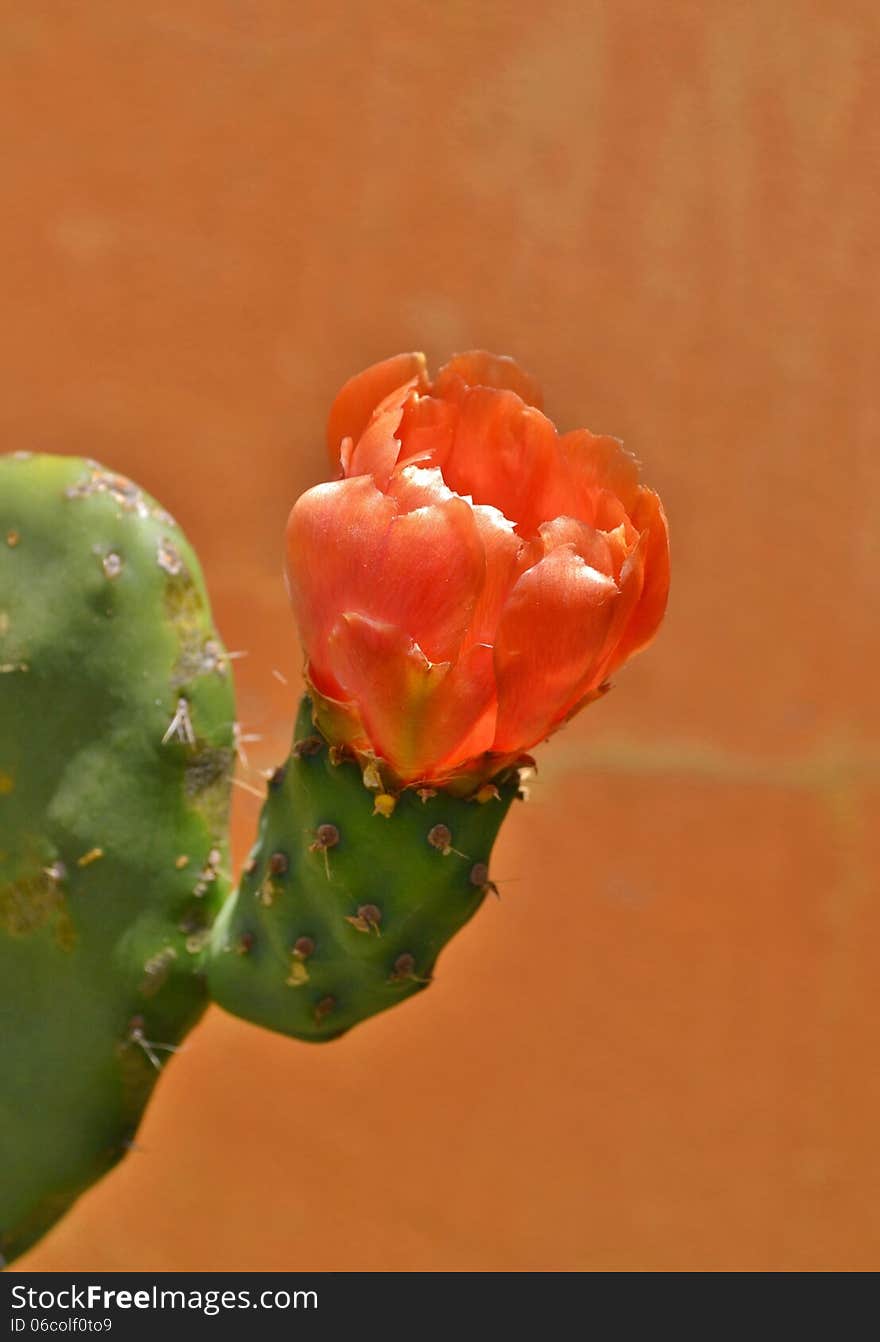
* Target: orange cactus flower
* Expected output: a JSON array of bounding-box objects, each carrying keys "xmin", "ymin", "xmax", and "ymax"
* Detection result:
[{"xmin": 286, "ymin": 351, "xmax": 669, "ymax": 790}]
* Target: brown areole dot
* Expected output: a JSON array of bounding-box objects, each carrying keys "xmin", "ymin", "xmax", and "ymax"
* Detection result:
[
  {"xmin": 469, "ymin": 862, "xmax": 490, "ymax": 888},
  {"xmin": 314, "ymin": 995, "xmax": 336, "ymax": 1023},
  {"xmin": 268, "ymin": 851, "xmax": 289, "ymax": 876},
  {"xmin": 346, "ymin": 903, "xmax": 382, "ymax": 934},
  {"xmin": 292, "ymin": 736, "xmax": 323, "ymax": 759},
  {"xmin": 293, "ymin": 936, "xmax": 315, "ymax": 958},
  {"xmin": 391, "ymin": 952, "xmax": 416, "ymax": 981},
  {"xmin": 427, "ymin": 823, "xmax": 452, "ymax": 852},
  {"xmin": 313, "ymin": 823, "xmax": 339, "ymax": 849}
]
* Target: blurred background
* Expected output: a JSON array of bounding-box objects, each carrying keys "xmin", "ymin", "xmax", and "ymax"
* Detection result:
[{"xmin": 6, "ymin": 0, "xmax": 878, "ymax": 1271}]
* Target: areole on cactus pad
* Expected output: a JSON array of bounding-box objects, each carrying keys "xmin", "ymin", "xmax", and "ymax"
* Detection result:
[{"xmin": 0, "ymin": 351, "xmax": 668, "ymax": 1264}]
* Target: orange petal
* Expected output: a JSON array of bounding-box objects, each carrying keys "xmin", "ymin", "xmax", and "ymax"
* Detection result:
[
  {"xmin": 285, "ymin": 476, "xmax": 396, "ymax": 679},
  {"xmin": 492, "ymin": 547, "xmax": 619, "ymax": 752},
  {"xmin": 346, "ymin": 379, "xmax": 417, "ymax": 487},
  {"xmin": 433, "ymin": 350, "xmax": 544, "ymax": 410},
  {"xmin": 326, "ymin": 352, "xmax": 427, "ymax": 464},
  {"xmin": 326, "ymin": 614, "xmax": 495, "ymax": 781},
  {"xmin": 431, "ymin": 682, "xmax": 498, "ymax": 777},
  {"xmin": 558, "ymin": 429, "xmax": 642, "ymax": 519},
  {"xmin": 339, "ymin": 436, "xmax": 354, "ymax": 475},
  {"xmin": 465, "ymin": 504, "xmax": 526, "ymax": 647},
  {"xmin": 385, "ymin": 464, "xmax": 455, "ymax": 513},
  {"xmin": 534, "ymin": 518, "xmax": 653, "ymax": 691},
  {"xmin": 599, "ymin": 523, "xmax": 632, "ymax": 581},
  {"xmin": 286, "ymin": 475, "xmax": 486, "ymax": 671},
  {"xmin": 388, "ymin": 471, "xmax": 525, "ymax": 654},
  {"xmin": 612, "ymin": 488, "xmax": 670, "ymax": 664},
  {"xmin": 591, "ymin": 489, "xmax": 633, "ymax": 534},
  {"xmin": 537, "ymin": 516, "xmax": 617, "ymax": 578},
  {"xmin": 441, "ymin": 387, "xmax": 561, "ymax": 536},
  {"xmin": 382, "ymin": 493, "xmax": 484, "ymax": 662},
  {"xmin": 586, "ymin": 532, "xmax": 648, "ymax": 687},
  {"xmin": 395, "ymin": 392, "xmax": 459, "ymax": 472}
]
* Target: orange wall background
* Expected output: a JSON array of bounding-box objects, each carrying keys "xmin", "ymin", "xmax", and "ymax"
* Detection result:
[{"xmin": 7, "ymin": 1, "xmax": 878, "ymax": 1271}]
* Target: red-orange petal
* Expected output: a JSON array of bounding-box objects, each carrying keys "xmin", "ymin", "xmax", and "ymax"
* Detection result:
[
  {"xmin": 285, "ymin": 476, "xmax": 397, "ymax": 677},
  {"xmin": 612, "ymin": 488, "xmax": 670, "ymax": 664},
  {"xmin": 381, "ymin": 494, "xmax": 485, "ymax": 663},
  {"xmin": 387, "ymin": 470, "xmax": 526, "ymax": 656},
  {"xmin": 346, "ymin": 379, "xmax": 417, "ymax": 487},
  {"xmin": 465, "ymin": 504, "xmax": 527, "ymax": 647},
  {"xmin": 326, "ymin": 614, "xmax": 495, "ymax": 781},
  {"xmin": 558, "ymin": 428, "xmax": 642, "ymax": 520},
  {"xmin": 384, "ymin": 464, "xmax": 454, "ymax": 513},
  {"xmin": 492, "ymin": 547, "xmax": 619, "ymax": 752},
  {"xmin": 433, "ymin": 350, "xmax": 544, "ymax": 410},
  {"xmin": 395, "ymin": 392, "xmax": 459, "ymax": 472},
  {"xmin": 586, "ymin": 531, "xmax": 648, "ymax": 687},
  {"xmin": 287, "ymin": 473, "xmax": 486, "ymax": 672},
  {"xmin": 537, "ymin": 516, "xmax": 617, "ymax": 578},
  {"xmin": 441, "ymin": 387, "xmax": 560, "ymax": 536},
  {"xmin": 326, "ymin": 352, "xmax": 427, "ymax": 464}
]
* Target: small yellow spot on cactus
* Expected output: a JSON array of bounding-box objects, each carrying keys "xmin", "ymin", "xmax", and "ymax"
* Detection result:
[
  {"xmin": 286, "ymin": 957, "xmax": 310, "ymax": 987},
  {"xmin": 77, "ymin": 847, "xmax": 104, "ymax": 868},
  {"xmin": 175, "ymin": 854, "xmax": 190, "ymax": 869},
  {"xmin": 475, "ymin": 784, "xmax": 501, "ymax": 804},
  {"xmin": 287, "ymin": 936, "xmax": 314, "ymax": 986},
  {"xmin": 6, "ymin": 530, "xmax": 20, "ymax": 547},
  {"xmin": 373, "ymin": 792, "xmax": 396, "ymax": 818},
  {"xmin": 0, "ymin": 770, "xmax": 14, "ymax": 795}
]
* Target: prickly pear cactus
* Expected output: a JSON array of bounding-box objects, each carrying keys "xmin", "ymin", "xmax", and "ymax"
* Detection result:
[
  {"xmin": 0, "ymin": 454, "xmax": 235, "ymax": 1264},
  {"xmin": 207, "ymin": 697, "xmax": 517, "ymax": 1041}
]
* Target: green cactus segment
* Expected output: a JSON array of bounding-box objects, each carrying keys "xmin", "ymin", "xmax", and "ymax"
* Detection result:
[
  {"xmin": 0, "ymin": 454, "xmax": 235, "ymax": 1264},
  {"xmin": 207, "ymin": 697, "xmax": 518, "ymax": 1042}
]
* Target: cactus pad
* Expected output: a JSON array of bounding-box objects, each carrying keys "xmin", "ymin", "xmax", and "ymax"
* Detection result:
[
  {"xmin": 207, "ymin": 697, "xmax": 518, "ymax": 1041},
  {"xmin": 0, "ymin": 454, "xmax": 235, "ymax": 1264}
]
